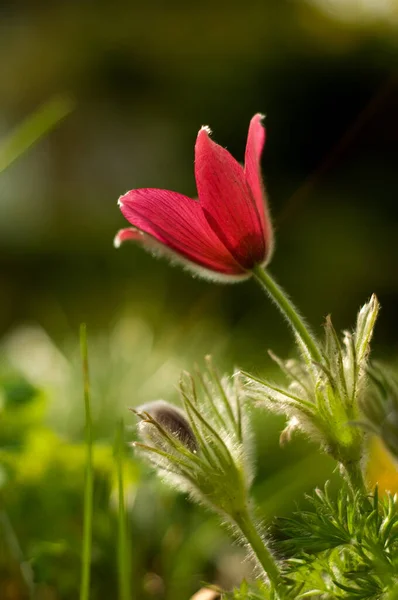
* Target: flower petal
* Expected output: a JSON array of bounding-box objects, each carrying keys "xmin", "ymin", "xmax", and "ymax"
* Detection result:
[
  {"xmin": 244, "ymin": 114, "xmax": 273, "ymax": 254},
  {"xmin": 118, "ymin": 188, "xmax": 246, "ymax": 276},
  {"xmin": 195, "ymin": 126, "xmax": 266, "ymax": 270},
  {"xmin": 114, "ymin": 227, "xmax": 143, "ymax": 248}
]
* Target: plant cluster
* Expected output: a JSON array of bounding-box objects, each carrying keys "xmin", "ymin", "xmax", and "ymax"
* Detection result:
[
  {"xmin": 119, "ymin": 115, "xmax": 398, "ymax": 598},
  {"xmin": 2, "ymin": 111, "xmax": 396, "ymax": 599}
]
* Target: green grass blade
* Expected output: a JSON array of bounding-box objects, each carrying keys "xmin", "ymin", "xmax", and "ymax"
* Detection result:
[
  {"xmin": 80, "ymin": 324, "xmax": 93, "ymax": 600},
  {"xmin": 116, "ymin": 419, "xmax": 132, "ymax": 600},
  {"xmin": 0, "ymin": 94, "xmax": 74, "ymax": 173}
]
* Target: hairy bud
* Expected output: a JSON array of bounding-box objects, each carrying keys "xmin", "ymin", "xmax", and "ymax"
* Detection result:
[
  {"xmin": 136, "ymin": 400, "xmax": 198, "ymax": 453},
  {"xmin": 131, "ymin": 360, "xmax": 253, "ymax": 520},
  {"xmin": 244, "ymin": 296, "xmax": 380, "ymax": 474}
]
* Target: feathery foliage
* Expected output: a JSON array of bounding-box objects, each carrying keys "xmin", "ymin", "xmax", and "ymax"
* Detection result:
[{"xmin": 278, "ymin": 484, "xmax": 398, "ymax": 598}]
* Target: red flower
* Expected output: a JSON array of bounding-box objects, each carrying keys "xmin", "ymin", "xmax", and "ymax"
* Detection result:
[{"xmin": 115, "ymin": 114, "xmax": 273, "ymax": 281}]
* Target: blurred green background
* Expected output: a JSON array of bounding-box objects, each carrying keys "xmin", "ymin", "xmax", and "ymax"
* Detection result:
[{"xmin": 0, "ymin": 1, "xmax": 398, "ymax": 598}]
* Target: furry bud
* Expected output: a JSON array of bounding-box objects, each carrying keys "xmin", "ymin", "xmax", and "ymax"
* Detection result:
[{"xmin": 136, "ymin": 400, "xmax": 198, "ymax": 453}]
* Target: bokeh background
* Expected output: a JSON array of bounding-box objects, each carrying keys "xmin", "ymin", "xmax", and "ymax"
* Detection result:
[{"xmin": 1, "ymin": 1, "xmax": 398, "ymax": 598}]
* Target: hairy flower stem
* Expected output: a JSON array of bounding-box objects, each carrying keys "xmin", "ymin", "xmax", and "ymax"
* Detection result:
[
  {"xmin": 343, "ymin": 460, "xmax": 367, "ymax": 496},
  {"xmin": 252, "ymin": 266, "xmax": 322, "ymax": 364},
  {"xmin": 234, "ymin": 508, "xmax": 287, "ymax": 598}
]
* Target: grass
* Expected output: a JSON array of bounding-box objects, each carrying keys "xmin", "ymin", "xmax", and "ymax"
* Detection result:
[
  {"xmin": 80, "ymin": 324, "xmax": 94, "ymax": 600},
  {"xmin": 116, "ymin": 418, "xmax": 132, "ymax": 600}
]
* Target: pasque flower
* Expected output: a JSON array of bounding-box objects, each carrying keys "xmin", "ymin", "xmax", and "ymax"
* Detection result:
[
  {"xmin": 115, "ymin": 114, "xmax": 273, "ymax": 280},
  {"xmin": 115, "ymin": 114, "xmax": 321, "ymax": 365}
]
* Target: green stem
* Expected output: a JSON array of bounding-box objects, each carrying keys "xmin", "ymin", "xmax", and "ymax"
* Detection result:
[
  {"xmin": 252, "ymin": 265, "xmax": 322, "ymax": 363},
  {"xmin": 80, "ymin": 324, "xmax": 94, "ymax": 600},
  {"xmin": 116, "ymin": 419, "xmax": 132, "ymax": 600},
  {"xmin": 343, "ymin": 460, "xmax": 367, "ymax": 496},
  {"xmin": 235, "ymin": 508, "xmax": 286, "ymax": 598}
]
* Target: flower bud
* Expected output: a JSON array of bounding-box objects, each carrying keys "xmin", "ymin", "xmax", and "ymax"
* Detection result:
[
  {"xmin": 244, "ymin": 296, "xmax": 380, "ymax": 474},
  {"xmin": 131, "ymin": 361, "xmax": 253, "ymax": 521},
  {"xmin": 136, "ymin": 400, "xmax": 198, "ymax": 453}
]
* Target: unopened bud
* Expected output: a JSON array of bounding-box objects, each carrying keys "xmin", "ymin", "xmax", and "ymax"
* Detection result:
[
  {"xmin": 131, "ymin": 362, "xmax": 252, "ymax": 521},
  {"xmin": 136, "ymin": 400, "xmax": 198, "ymax": 453}
]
